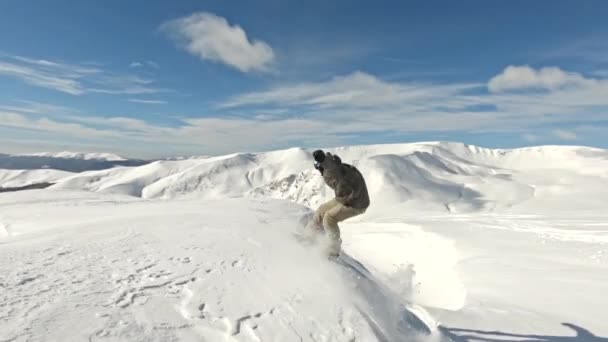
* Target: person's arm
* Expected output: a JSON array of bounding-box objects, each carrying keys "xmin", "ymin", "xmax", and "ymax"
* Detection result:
[
  {"xmin": 313, "ymin": 150, "xmax": 326, "ymax": 174},
  {"xmin": 335, "ymin": 179, "xmax": 355, "ymax": 207}
]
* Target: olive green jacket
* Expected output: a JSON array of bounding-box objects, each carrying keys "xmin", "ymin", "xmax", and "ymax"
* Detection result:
[{"xmin": 318, "ymin": 152, "xmax": 370, "ymax": 209}]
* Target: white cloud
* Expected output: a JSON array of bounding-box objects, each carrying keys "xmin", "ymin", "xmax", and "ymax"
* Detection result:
[
  {"xmin": 145, "ymin": 61, "xmax": 160, "ymax": 69},
  {"xmin": 128, "ymin": 99, "xmax": 167, "ymax": 104},
  {"xmin": 86, "ymin": 74, "xmax": 162, "ymax": 95},
  {"xmin": 0, "ymin": 111, "xmax": 118, "ymax": 138},
  {"xmin": 3, "ymin": 62, "xmax": 607, "ymax": 157},
  {"xmin": 0, "ymin": 60, "xmax": 85, "ymax": 95},
  {"xmin": 0, "ymin": 56, "xmax": 165, "ymax": 95},
  {"xmin": 129, "ymin": 61, "xmax": 159, "ymax": 69},
  {"xmin": 552, "ymin": 129, "xmax": 577, "ymax": 140},
  {"xmin": 0, "ymin": 100, "xmax": 73, "ymax": 115},
  {"xmin": 161, "ymin": 12, "xmax": 274, "ymax": 72},
  {"xmin": 218, "ymin": 69, "xmax": 608, "ymax": 144},
  {"xmin": 222, "ymin": 71, "xmax": 482, "ymax": 109},
  {"xmin": 488, "ymin": 65, "xmax": 595, "ymax": 93}
]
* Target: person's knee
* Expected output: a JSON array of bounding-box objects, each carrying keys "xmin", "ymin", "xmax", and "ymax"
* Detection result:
[
  {"xmin": 313, "ymin": 210, "xmax": 325, "ymax": 225},
  {"xmin": 322, "ymin": 213, "xmax": 338, "ymax": 230}
]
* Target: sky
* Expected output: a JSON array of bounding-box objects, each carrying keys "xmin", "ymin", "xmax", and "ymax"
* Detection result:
[{"xmin": 0, "ymin": 0, "xmax": 607, "ymax": 158}]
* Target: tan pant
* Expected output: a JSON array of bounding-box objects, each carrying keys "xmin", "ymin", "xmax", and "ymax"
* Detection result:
[{"xmin": 308, "ymin": 199, "xmax": 366, "ymax": 256}]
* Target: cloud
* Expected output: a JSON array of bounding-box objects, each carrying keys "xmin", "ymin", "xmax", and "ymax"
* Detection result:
[
  {"xmin": 543, "ymin": 37, "xmax": 608, "ymax": 65},
  {"xmin": 161, "ymin": 12, "xmax": 274, "ymax": 72},
  {"xmin": 0, "ymin": 60, "xmax": 85, "ymax": 95},
  {"xmin": 128, "ymin": 98, "xmax": 167, "ymax": 104},
  {"xmin": 552, "ymin": 129, "xmax": 577, "ymax": 140},
  {"xmin": 219, "ymin": 69, "xmax": 608, "ymax": 140},
  {"xmin": 86, "ymin": 74, "xmax": 163, "ymax": 95},
  {"xmin": 488, "ymin": 65, "xmax": 595, "ymax": 93},
  {"xmin": 0, "ymin": 106, "xmax": 327, "ymax": 157},
  {"xmin": 3, "ymin": 62, "xmax": 607, "ymax": 157},
  {"xmin": 0, "ymin": 111, "xmax": 119, "ymax": 139},
  {"xmin": 129, "ymin": 61, "xmax": 159, "ymax": 69},
  {"xmin": 145, "ymin": 61, "xmax": 160, "ymax": 69},
  {"xmin": 222, "ymin": 71, "xmax": 482, "ymax": 109},
  {"xmin": 7, "ymin": 61, "xmax": 583, "ymax": 153},
  {"xmin": 0, "ymin": 100, "xmax": 74, "ymax": 115},
  {"xmin": 0, "ymin": 55, "xmax": 165, "ymax": 95}
]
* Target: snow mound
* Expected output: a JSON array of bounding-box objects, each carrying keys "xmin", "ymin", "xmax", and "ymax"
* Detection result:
[{"xmin": 49, "ymin": 142, "xmax": 608, "ymax": 213}]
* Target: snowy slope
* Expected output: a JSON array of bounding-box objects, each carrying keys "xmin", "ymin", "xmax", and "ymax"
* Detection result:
[
  {"xmin": 0, "ymin": 169, "xmax": 73, "ymax": 188},
  {"xmin": 1, "ymin": 187, "xmax": 606, "ymax": 341},
  {"xmin": 1, "ymin": 141, "xmax": 608, "ymax": 341},
  {"xmin": 51, "ymin": 142, "xmax": 608, "ymax": 213},
  {"xmin": 0, "ymin": 190, "xmax": 436, "ymax": 341}
]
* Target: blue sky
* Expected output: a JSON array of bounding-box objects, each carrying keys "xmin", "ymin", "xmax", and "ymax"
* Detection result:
[{"xmin": 0, "ymin": 0, "xmax": 607, "ymax": 158}]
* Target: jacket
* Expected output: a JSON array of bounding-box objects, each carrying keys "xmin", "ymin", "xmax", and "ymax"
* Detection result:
[{"xmin": 318, "ymin": 152, "xmax": 370, "ymax": 209}]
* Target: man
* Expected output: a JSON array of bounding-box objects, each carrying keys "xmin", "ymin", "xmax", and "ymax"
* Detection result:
[{"xmin": 307, "ymin": 149, "xmax": 370, "ymax": 258}]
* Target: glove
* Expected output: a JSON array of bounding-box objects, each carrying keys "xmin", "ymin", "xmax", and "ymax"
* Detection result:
[
  {"xmin": 314, "ymin": 162, "xmax": 324, "ymax": 174},
  {"xmin": 312, "ymin": 150, "xmax": 326, "ymax": 163}
]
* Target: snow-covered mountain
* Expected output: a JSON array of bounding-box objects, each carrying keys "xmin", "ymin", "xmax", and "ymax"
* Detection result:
[
  {"xmin": 0, "ymin": 151, "xmax": 150, "ymax": 173},
  {"xmin": 0, "ymin": 169, "xmax": 73, "ymax": 189},
  {"xmin": 49, "ymin": 142, "xmax": 608, "ymax": 213},
  {"xmin": 2, "ymin": 141, "xmax": 607, "ymax": 341},
  {"xmin": 17, "ymin": 151, "xmax": 127, "ymax": 161}
]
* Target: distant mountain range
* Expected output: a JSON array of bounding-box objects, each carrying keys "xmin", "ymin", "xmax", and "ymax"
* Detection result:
[
  {"xmin": 3, "ymin": 142, "xmax": 607, "ymax": 214},
  {"xmin": 0, "ymin": 152, "xmax": 150, "ymax": 172}
]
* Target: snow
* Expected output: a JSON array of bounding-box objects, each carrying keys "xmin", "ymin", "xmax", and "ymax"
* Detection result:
[
  {"xmin": 0, "ymin": 169, "xmax": 73, "ymax": 188},
  {"xmin": 0, "ymin": 191, "xmax": 435, "ymax": 341},
  {"xmin": 1, "ymin": 141, "xmax": 608, "ymax": 341},
  {"xmin": 17, "ymin": 151, "xmax": 127, "ymax": 161},
  {"xmin": 0, "ymin": 153, "xmax": 149, "ymax": 173},
  {"xmin": 50, "ymin": 142, "xmax": 608, "ymax": 214}
]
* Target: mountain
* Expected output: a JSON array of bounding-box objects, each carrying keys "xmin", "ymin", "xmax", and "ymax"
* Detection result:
[
  {"xmin": 0, "ymin": 152, "xmax": 151, "ymax": 173},
  {"xmin": 1, "ymin": 142, "xmax": 607, "ymax": 340},
  {"xmin": 0, "ymin": 169, "xmax": 73, "ymax": 190},
  {"xmin": 17, "ymin": 151, "xmax": 127, "ymax": 161},
  {"xmin": 49, "ymin": 142, "xmax": 608, "ymax": 213}
]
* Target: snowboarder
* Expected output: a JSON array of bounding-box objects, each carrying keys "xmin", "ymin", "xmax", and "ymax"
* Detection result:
[{"xmin": 306, "ymin": 149, "xmax": 370, "ymax": 258}]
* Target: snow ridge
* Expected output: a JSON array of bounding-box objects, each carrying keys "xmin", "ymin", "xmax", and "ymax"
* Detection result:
[
  {"xmin": 17, "ymin": 151, "xmax": 127, "ymax": 161},
  {"xmin": 49, "ymin": 142, "xmax": 608, "ymax": 213}
]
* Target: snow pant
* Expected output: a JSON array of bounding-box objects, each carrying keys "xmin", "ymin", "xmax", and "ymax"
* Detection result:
[{"xmin": 309, "ymin": 199, "xmax": 366, "ymax": 256}]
